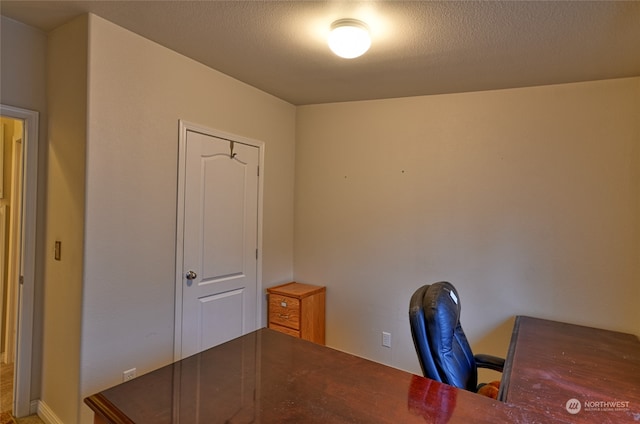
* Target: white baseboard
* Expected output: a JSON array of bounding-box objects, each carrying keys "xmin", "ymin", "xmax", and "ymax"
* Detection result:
[{"xmin": 36, "ymin": 400, "xmax": 64, "ymax": 424}]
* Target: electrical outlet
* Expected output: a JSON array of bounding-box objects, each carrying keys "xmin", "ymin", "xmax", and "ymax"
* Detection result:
[
  {"xmin": 382, "ymin": 331, "xmax": 391, "ymax": 348},
  {"xmin": 123, "ymin": 368, "xmax": 137, "ymax": 382}
]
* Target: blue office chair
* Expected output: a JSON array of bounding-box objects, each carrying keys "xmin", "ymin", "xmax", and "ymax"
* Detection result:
[{"xmin": 409, "ymin": 282, "xmax": 504, "ymax": 397}]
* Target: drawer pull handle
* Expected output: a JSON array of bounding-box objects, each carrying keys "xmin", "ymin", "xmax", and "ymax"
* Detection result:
[
  {"xmin": 279, "ymin": 314, "xmax": 289, "ymax": 319},
  {"xmin": 280, "ymin": 301, "xmax": 287, "ymax": 307}
]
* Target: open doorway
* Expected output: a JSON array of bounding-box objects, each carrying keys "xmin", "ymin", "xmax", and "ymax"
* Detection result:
[
  {"xmin": 1, "ymin": 116, "xmax": 23, "ymax": 422},
  {"xmin": 0, "ymin": 105, "xmax": 39, "ymax": 419}
]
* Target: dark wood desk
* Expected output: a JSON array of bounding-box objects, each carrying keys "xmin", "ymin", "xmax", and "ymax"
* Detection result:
[
  {"xmin": 86, "ymin": 328, "xmax": 544, "ymax": 424},
  {"xmin": 499, "ymin": 316, "xmax": 640, "ymax": 423}
]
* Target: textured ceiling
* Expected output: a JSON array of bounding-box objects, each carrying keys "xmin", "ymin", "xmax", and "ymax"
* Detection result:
[{"xmin": 2, "ymin": 1, "xmax": 640, "ymax": 105}]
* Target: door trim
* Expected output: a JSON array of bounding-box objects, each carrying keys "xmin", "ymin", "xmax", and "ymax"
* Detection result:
[
  {"xmin": 0, "ymin": 104, "xmax": 39, "ymax": 417},
  {"xmin": 174, "ymin": 120, "xmax": 264, "ymax": 361}
]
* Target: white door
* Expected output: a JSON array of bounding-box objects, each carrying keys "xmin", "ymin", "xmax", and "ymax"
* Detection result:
[{"xmin": 176, "ymin": 124, "xmax": 261, "ymax": 359}]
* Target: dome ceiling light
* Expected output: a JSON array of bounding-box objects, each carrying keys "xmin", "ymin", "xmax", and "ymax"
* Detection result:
[{"xmin": 328, "ymin": 19, "xmax": 371, "ymax": 59}]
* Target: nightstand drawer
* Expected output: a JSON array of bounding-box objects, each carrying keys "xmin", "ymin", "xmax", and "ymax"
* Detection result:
[
  {"xmin": 269, "ymin": 323, "xmax": 301, "ymax": 338},
  {"xmin": 269, "ymin": 295, "xmax": 300, "ymax": 329}
]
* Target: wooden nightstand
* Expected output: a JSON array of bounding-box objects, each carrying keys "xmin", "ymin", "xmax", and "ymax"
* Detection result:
[{"xmin": 267, "ymin": 282, "xmax": 326, "ymax": 344}]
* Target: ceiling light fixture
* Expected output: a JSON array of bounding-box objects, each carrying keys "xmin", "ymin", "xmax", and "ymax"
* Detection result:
[{"xmin": 328, "ymin": 19, "xmax": 371, "ymax": 59}]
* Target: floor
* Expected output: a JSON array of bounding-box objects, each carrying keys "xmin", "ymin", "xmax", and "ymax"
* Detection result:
[
  {"xmin": 0, "ymin": 363, "xmax": 44, "ymax": 424},
  {"xmin": 14, "ymin": 416, "xmax": 45, "ymax": 424},
  {"xmin": 1, "ymin": 362, "xmax": 12, "ymax": 424}
]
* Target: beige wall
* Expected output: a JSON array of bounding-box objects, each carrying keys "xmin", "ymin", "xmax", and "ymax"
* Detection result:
[
  {"xmin": 295, "ymin": 77, "xmax": 640, "ymax": 376},
  {"xmin": 78, "ymin": 14, "xmax": 296, "ymax": 424},
  {"xmin": 9, "ymin": 12, "xmax": 294, "ymax": 423},
  {"xmin": 44, "ymin": 15, "xmax": 88, "ymax": 424},
  {"xmin": 0, "ymin": 15, "xmax": 47, "ymax": 405}
]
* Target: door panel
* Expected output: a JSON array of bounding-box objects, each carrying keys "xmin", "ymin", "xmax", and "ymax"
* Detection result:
[
  {"xmin": 180, "ymin": 129, "xmax": 259, "ymax": 358},
  {"xmin": 198, "ymin": 288, "xmax": 244, "ymax": 352},
  {"xmin": 202, "ymin": 156, "xmax": 245, "ymax": 279}
]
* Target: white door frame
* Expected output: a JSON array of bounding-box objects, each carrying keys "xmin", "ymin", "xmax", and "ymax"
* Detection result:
[
  {"xmin": 0, "ymin": 104, "xmax": 39, "ymax": 417},
  {"xmin": 174, "ymin": 120, "xmax": 264, "ymax": 361}
]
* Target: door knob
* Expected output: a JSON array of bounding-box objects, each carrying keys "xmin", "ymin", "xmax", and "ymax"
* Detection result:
[{"xmin": 185, "ymin": 270, "xmax": 197, "ymax": 280}]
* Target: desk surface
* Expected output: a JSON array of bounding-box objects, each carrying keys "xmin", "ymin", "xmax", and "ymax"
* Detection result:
[
  {"xmin": 86, "ymin": 328, "xmax": 544, "ymax": 424},
  {"xmin": 500, "ymin": 316, "xmax": 640, "ymax": 423}
]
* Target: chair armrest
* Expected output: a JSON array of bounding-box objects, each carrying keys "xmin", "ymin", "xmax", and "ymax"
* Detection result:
[{"xmin": 474, "ymin": 354, "xmax": 505, "ymax": 372}]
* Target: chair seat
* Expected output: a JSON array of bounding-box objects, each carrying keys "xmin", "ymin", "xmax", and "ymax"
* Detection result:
[{"xmin": 477, "ymin": 380, "xmax": 501, "ymax": 399}]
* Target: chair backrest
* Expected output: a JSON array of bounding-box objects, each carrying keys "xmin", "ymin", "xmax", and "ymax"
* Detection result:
[{"xmin": 409, "ymin": 282, "xmax": 478, "ymax": 391}]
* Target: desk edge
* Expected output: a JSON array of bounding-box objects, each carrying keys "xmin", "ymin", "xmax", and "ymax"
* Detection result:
[
  {"xmin": 497, "ymin": 315, "xmax": 522, "ymax": 402},
  {"xmin": 84, "ymin": 393, "xmax": 135, "ymax": 424}
]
